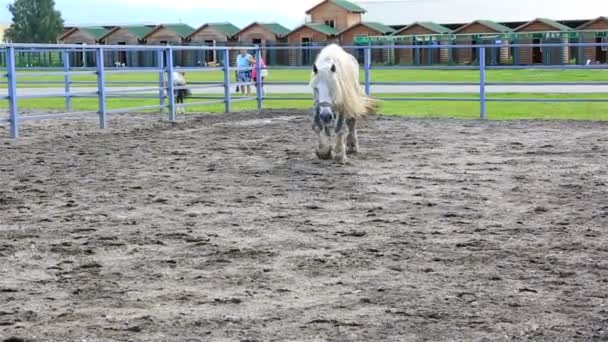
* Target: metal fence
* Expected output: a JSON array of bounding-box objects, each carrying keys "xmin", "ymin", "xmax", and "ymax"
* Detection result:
[{"xmin": 2, "ymin": 42, "xmax": 608, "ymax": 139}]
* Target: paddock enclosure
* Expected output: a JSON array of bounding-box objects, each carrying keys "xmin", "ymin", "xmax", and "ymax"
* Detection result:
[{"xmin": 1, "ymin": 110, "xmax": 607, "ymax": 341}]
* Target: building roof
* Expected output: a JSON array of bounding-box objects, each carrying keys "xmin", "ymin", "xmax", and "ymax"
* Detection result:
[
  {"xmin": 453, "ymin": 20, "xmax": 513, "ymax": 33},
  {"xmin": 360, "ymin": 22, "xmax": 397, "ymax": 34},
  {"xmin": 353, "ymin": 0, "xmax": 606, "ymax": 26},
  {"xmin": 515, "ymin": 18, "xmax": 574, "ymax": 31},
  {"xmin": 395, "ymin": 22, "xmax": 453, "ymax": 35},
  {"xmin": 306, "ymin": 0, "xmax": 366, "ymax": 14},
  {"xmin": 186, "ymin": 22, "xmax": 240, "ymax": 39},
  {"xmin": 576, "ymin": 16, "xmax": 608, "ymax": 30},
  {"xmin": 208, "ymin": 22, "xmax": 241, "ymax": 36},
  {"xmin": 338, "ymin": 21, "xmax": 396, "ymax": 35},
  {"xmin": 288, "ymin": 23, "xmax": 338, "ymax": 36},
  {"xmin": 81, "ymin": 26, "xmax": 110, "ymax": 39},
  {"xmin": 123, "ymin": 25, "xmax": 155, "ymax": 38},
  {"xmin": 143, "ymin": 23, "xmax": 195, "ymax": 39},
  {"xmin": 99, "ymin": 25, "xmax": 154, "ymax": 40},
  {"xmin": 235, "ymin": 22, "xmax": 291, "ymax": 38},
  {"xmin": 261, "ymin": 23, "xmax": 291, "ymax": 37},
  {"xmin": 59, "ymin": 26, "xmax": 109, "ymax": 41}
]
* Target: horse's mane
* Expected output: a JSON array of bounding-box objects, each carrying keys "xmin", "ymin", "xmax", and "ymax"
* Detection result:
[
  {"xmin": 309, "ymin": 44, "xmax": 379, "ymax": 119},
  {"xmin": 164, "ymin": 71, "xmax": 187, "ymax": 86}
]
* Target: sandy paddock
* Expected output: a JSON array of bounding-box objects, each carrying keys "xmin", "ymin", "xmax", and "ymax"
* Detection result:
[{"xmin": 0, "ymin": 110, "xmax": 607, "ymax": 341}]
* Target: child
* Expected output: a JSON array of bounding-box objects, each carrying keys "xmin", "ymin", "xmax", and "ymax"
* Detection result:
[{"xmin": 252, "ymin": 57, "xmax": 267, "ymax": 96}]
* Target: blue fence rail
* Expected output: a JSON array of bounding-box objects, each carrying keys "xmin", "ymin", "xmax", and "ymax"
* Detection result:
[{"xmin": 2, "ymin": 42, "xmax": 608, "ymax": 139}]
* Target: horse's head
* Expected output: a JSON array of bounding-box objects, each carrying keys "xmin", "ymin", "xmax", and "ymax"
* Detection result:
[{"xmin": 311, "ymin": 62, "xmax": 337, "ymax": 128}]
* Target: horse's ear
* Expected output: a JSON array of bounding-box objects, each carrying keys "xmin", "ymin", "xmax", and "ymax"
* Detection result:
[
  {"xmin": 313, "ymin": 64, "xmax": 318, "ymax": 74},
  {"xmin": 331, "ymin": 64, "xmax": 336, "ymax": 73}
]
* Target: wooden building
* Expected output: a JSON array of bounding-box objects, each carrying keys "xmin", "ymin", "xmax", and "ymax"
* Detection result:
[
  {"xmin": 58, "ymin": 26, "xmax": 111, "ymax": 67},
  {"xmin": 143, "ymin": 23, "xmax": 195, "ymax": 45},
  {"xmin": 305, "ymin": 0, "xmax": 366, "ymax": 32},
  {"xmin": 186, "ymin": 22, "xmax": 240, "ymax": 65},
  {"xmin": 576, "ymin": 17, "xmax": 608, "ymax": 64},
  {"xmin": 338, "ymin": 22, "xmax": 396, "ymax": 63},
  {"xmin": 513, "ymin": 18, "xmax": 572, "ymax": 64},
  {"xmin": 393, "ymin": 22, "xmax": 453, "ymax": 65},
  {"xmin": 234, "ymin": 22, "xmax": 290, "ymax": 64},
  {"xmin": 452, "ymin": 20, "xmax": 512, "ymax": 65},
  {"xmin": 142, "ymin": 23, "xmax": 195, "ymax": 66},
  {"xmin": 285, "ymin": 23, "xmax": 338, "ymax": 65},
  {"xmin": 59, "ymin": 26, "xmax": 110, "ymax": 45},
  {"xmin": 99, "ymin": 25, "xmax": 154, "ymax": 67},
  {"xmin": 234, "ymin": 22, "xmax": 290, "ymax": 45}
]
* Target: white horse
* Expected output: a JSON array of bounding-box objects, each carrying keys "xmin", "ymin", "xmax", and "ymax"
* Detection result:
[
  {"xmin": 309, "ymin": 44, "xmax": 379, "ymax": 164},
  {"xmin": 164, "ymin": 71, "xmax": 190, "ymax": 114}
]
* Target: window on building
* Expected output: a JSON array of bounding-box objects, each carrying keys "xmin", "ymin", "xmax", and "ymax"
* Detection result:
[{"xmin": 324, "ymin": 20, "xmax": 335, "ymax": 28}]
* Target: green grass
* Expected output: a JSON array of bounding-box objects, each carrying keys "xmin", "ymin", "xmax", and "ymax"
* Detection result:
[
  {"xmin": 6, "ymin": 68, "xmax": 608, "ymax": 88},
  {"xmin": 3, "ymin": 93, "xmax": 608, "ymax": 121}
]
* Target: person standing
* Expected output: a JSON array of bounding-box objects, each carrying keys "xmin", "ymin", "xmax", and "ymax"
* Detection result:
[
  {"xmin": 236, "ymin": 49, "xmax": 255, "ymax": 96},
  {"xmin": 252, "ymin": 56, "xmax": 267, "ymax": 96}
]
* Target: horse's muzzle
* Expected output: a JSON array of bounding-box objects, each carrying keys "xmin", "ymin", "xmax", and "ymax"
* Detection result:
[{"xmin": 319, "ymin": 112, "xmax": 333, "ymax": 124}]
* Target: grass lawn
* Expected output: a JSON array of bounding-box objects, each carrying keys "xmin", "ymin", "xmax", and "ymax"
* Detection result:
[
  {"xmin": 3, "ymin": 93, "xmax": 608, "ymax": 121},
  {"xmin": 5, "ymin": 68, "xmax": 608, "ymax": 88}
]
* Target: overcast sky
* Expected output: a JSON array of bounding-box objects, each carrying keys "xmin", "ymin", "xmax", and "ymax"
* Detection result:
[{"xmin": 1, "ymin": 0, "xmax": 606, "ymax": 27}]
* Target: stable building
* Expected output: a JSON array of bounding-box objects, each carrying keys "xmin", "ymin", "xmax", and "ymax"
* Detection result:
[
  {"xmin": 338, "ymin": 22, "xmax": 396, "ymax": 63},
  {"xmin": 285, "ymin": 23, "xmax": 338, "ymax": 65},
  {"xmin": 576, "ymin": 17, "xmax": 608, "ymax": 64},
  {"xmin": 58, "ymin": 26, "xmax": 111, "ymax": 67},
  {"xmin": 142, "ymin": 23, "xmax": 195, "ymax": 45},
  {"xmin": 186, "ymin": 22, "xmax": 240, "ymax": 65},
  {"xmin": 58, "ymin": 26, "xmax": 110, "ymax": 44},
  {"xmin": 142, "ymin": 23, "xmax": 195, "ymax": 66},
  {"xmin": 234, "ymin": 22, "xmax": 290, "ymax": 64},
  {"xmin": 452, "ymin": 20, "xmax": 513, "ymax": 65},
  {"xmin": 392, "ymin": 22, "xmax": 453, "ymax": 65},
  {"xmin": 513, "ymin": 18, "xmax": 572, "ymax": 64},
  {"xmin": 99, "ymin": 25, "xmax": 155, "ymax": 67},
  {"xmin": 305, "ymin": 0, "xmax": 366, "ymax": 32}
]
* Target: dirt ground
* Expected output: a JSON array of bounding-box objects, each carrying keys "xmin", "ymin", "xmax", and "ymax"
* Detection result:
[{"xmin": 1, "ymin": 110, "xmax": 607, "ymax": 342}]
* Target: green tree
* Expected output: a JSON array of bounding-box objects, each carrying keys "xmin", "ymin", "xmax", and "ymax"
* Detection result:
[{"xmin": 4, "ymin": 0, "xmax": 64, "ymax": 43}]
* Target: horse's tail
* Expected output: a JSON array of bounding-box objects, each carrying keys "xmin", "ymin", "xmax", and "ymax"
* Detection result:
[{"xmin": 363, "ymin": 95, "xmax": 381, "ymax": 116}]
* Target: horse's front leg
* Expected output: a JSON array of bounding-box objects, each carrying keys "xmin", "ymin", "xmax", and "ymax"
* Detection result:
[
  {"xmin": 334, "ymin": 114, "xmax": 349, "ymax": 164},
  {"xmin": 314, "ymin": 125, "xmax": 333, "ymax": 160},
  {"xmin": 346, "ymin": 118, "xmax": 359, "ymax": 154},
  {"xmin": 177, "ymin": 95, "xmax": 185, "ymax": 114}
]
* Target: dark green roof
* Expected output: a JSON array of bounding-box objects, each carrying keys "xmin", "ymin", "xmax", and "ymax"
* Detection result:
[
  {"xmin": 155, "ymin": 23, "xmax": 196, "ymax": 37},
  {"xmin": 337, "ymin": 22, "xmax": 396, "ymax": 35},
  {"xmin": 476, "ymin": 20, "xmax": 513, "ymax": 32},
  {"xmin": 207, "ymin": 22, "xmax": 240, "ymax": 36},
  {"xmin": 260, "ymin": 23, "xmax": 291, "ymax": 37},
  {"xmin": 577, "ymin": 16, "xmax": 608, "ymax": 30},
  {"xmin": 360, "ymin": 22, "xmax": 396, "ymax": 34},
  {"xmin": 296, "ymin": 23, "xmax": 338, "ymax": 36},
  {"xmin": 121, "ymin": 25, "xmax": 154, "ymax": 38},
  {"xmin": 454, "ymin": 20, "xmax": 513, "ymax": 33},
  {"xmin": 517, "ymin": 18, "xmax": 573, "ymax": 31},
  {"xmin": 80, "ymin": 26, "xmax": 109, "ymax": 39},
  {"xmin": 395, "ymin": 22, "xmax": 453, "ymax": 35},
  {"xmin": 332, "ymin": 0, "xmax": 366, "ymax": 13},
  {"xmin": 307, "ymin": 0, "xmax": 366, "ymax": 13},
  {"xmin": 413, "ymin": 22, "xmax": 453, "ymax": 34}
]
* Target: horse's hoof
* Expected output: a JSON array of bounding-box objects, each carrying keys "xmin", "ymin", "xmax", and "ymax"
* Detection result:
[
  {"xmin": 334, "ymin": 154, "xmax": 347, "ymax": 164},
  {"xmin": 316, "ymin": 148, "xmax": 333, "ymax": 160},
  {"xmin": 316, "ymin": 150, "xmax": 333, "ymax": 160},
  {"xmin": 347, "ymin": 147, "xmax": 359, "ymax": 154}
]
